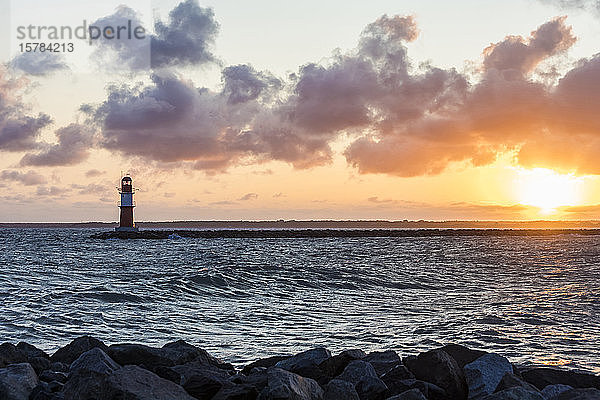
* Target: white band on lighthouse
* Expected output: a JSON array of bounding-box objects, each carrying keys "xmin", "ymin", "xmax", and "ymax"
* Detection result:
[{"xmin": 121, "ymin": 192, "xmax": 134, "ymax": 207}]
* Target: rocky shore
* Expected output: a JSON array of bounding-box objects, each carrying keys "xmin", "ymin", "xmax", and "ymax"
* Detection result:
[
  {"xmin": 90, "ymin": 228, "xmax": 600, "ymax": 240},
  {"xmin": 1, "ymin": 337, "xmax": 599, "ymax": 399}
]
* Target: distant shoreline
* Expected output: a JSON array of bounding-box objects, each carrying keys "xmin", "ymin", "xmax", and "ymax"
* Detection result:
[{"xmin": 3, "ymin": 219, "xmax": 600, "ymax": 229}]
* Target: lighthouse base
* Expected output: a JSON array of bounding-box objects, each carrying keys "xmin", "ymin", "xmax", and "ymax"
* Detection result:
[{"xmin": 115, "ymin": 226, "xmax": 139, "ymax": 232}]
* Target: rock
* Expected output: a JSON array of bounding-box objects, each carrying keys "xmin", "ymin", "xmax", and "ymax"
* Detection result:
[
  {"xmin": 481, "ymin": 386, "xmax": 544, "ymax": 399},
  {"xmin": 381, "ymin": 365, "xmax": 415, "ymax": 390},
  {"xmin": 39, "ymin": 370, "xmax": 68, "ymax": 383},
  {"xmin": 521, "ymin": 368, "xmax": 600, "ymax": 390},
  {"xmin": 183, "ymin": 373, "xmax": 227, "ymax": 399},
  {"xmin": 103, "ymin": 365, "xmax": 196, "ymax": 400},
  {"xmin": 381, "ymin": 378, "xmax": 446, "ymax": 400},
  {"xmin": 27, "ymin": 357, "xmax": 52, "ymax": 375},
  {"xmin": 0, "ymin": 363, "xmax": 39, "ymax": 400},
  {"xmin": 108, "ymin": 341, "xmax": 234, "ymax": 372},
  {"xmin": 540, "ymin": 384, "xmax": 573, "ymax": 399},
  {"xmin": 464, "ymin": 353, "xmax": 513, "ymax": 399},
  {"xmin": 62, "ymin": 348, "xmax": 121, "ymax": 400},
  {"xmin": 320, "ymin": 349, "xmax": 366, "ymax": 378},
  {"xmin": 273, "ymin": 348, "xmax": 331, "ymax": 385},
  {"xmin": 49, "ymin": 362, "xmax": 68, "ymax": 373},
  {"xmin": 0, "ymin": 344, "xmax": 27, "ymax": 367},
  {"xmin": 323, "ymin": 379, "xmax": 360, "ymax": 400},
  {"xmin": 16, "ymin": 343, "xmax": 49, "ymax": 359},
  {"xmin": 404, "ymin": 349, "xmax": 468, "ymax": 400},
  {"xmin": 439, "ymin": 345, "xmax": 486, "ymax": 369},
  {"xmin": 50, "ymin": 336, "xmax": 108, "ymax": 365},
  {"xmin": 275, "ymin": 348, "xmax": 332, "ymax": 372},
  {"xmin": 163, "ymin": 340, "xmax": 235, "ymax": 371},
  {"xmin": 211, "ymin": 383, "xmax": 260, "ymax": 400},
  {"xmin": 494, "ymin": 373, "xmax": 539, "ymax": 393},
  {"xmin": 230, "ymin": 369, "xmax": 269, "ymax": 393},
  {"xmin": 69, "ymin": 348, "xmax": 120, "ymax": 376},
  {"xmin": 258, "ymin": 367, "xmax": 324, "ymax": 400},
  {"xmin": 364, "ymin": 351, "xmax": 402, "ymax": 377},
  {"xmin": 386, "ymin": 388, "xmax": 428, "ymax": 400},
  {"xmin": 172, "ymin": 359, "xmax": 233, "ymax": 386},
  {"xmin": 243, "ymin": 356, "xmax": 290, "ymax": 375},
  {"xmin": 337, "ymin": 360, "xmax": 388, "ymax": 400},
  {"xmin": 553, "ymin": 388, "xmax": 600, "ymax": 399}
]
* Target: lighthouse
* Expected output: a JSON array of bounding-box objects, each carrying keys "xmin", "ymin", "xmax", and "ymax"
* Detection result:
[{"xmin": 116, "ymin": 175, "xmax": 138, "ymax": 232}]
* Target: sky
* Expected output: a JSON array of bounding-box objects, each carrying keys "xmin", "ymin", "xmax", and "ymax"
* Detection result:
[{"xmin": 1, "ymin": 0, "xmax": 600, "ymax": 222}]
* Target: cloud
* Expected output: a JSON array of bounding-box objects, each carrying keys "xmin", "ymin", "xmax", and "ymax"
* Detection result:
[
  {"xmin": 90, "ymin": 0, "xmax": 219, "ymax": 71},
  {"xmin": 0, "ymin": 66, "xmax": 52, "ymax": 152},
  {"xmin": 85, "ymin": 169, "xmax": 105, "ymax": 177},
  {"xmin": 539, "ymin": 0, "xmax": 600, "ymax": 14},
  {"xmin": 36, "ymin": 186, "xmax": 70, "ymax": 197},
  {"xmin": 482, "ymin": 17, "xmax": 576, "ymax": 76},
  {"xmin": 0, "ymin": 170, "xmax": 47, "ymax": 185},
  {"xmin": 20, "ymin": 124, "xmax": 94, "ymax": 166},
  {"xmin": 74, "ymin": 12, "xmax": 600, "ymax": 178},
  {"xmin": 238, "ymin": 192, "xmax": 258, "ymax": 201},
  {"xmin": 10, "ymin": 52, "xmax": 69, "ymax": 76}
]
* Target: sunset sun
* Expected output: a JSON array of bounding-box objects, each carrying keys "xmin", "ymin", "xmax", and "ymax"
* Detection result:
[{"xmin": 516, "ymin": 168, "xmax": 583, "ymax": 214}]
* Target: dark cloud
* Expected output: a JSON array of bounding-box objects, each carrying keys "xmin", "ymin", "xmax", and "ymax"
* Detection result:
[
  {"xmin": 0, "ymin": 67, "xmax": 52, "ymax": 152},
  {"xmin": 222, "ymin": 64, "xmax": 281, "ymax": 104},
  {"xmin": 89, "ymin": 0, "xmax": 219, "ymax": 71},
  {"xmin": 85, "ymin": 169, "xmax": 105, "ymax": 177},
  {"xmin": 151, "ymin": 0, "xmax": 219, "ymax": 69},
  {"xmin": 482, "ymin": 17, "xmax": 576, "ymax": 76},
  {"xmin": 10, "ymin": 52, "xmax": 69, "ymax": 76},
  {"xmin": 77, "ymin": 13, "xmax": 600, "ymax": 177},
  {"xmin": 20, "ymin": 124, "xmax": 94, "ymax": 167},
  {"xmin": 0, "ymin": 170, "xmax": 47, "ymax": 185},
  {"xmin": 238, "ymin": 192, "xmax": 258, "ymax": 201}
]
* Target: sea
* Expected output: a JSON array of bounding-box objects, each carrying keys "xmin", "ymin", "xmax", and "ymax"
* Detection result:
[{"xmin": 1, "ymin": 228, "xmax": 599, "ymax": 372}]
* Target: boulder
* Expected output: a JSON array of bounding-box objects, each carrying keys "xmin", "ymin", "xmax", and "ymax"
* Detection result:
[
  {"xmin": 381, "ymin": 378, "xmax": 446, "ymax": 400},
  {"xmin": 49, "ymin": 362, "xmax": 68, "ymax": 373},
  {"xmin": 323, "ymin": 379, "xmax": 360, "ymax": 400},
  {"xmin": 494, "ymin": 373, "xmax": 539, "ymax": 393},
  {"xmin": 553, "ymin": 388, "xmax": 600, "ymax": 399},
  {"xmin": 439, "ymin": 345, "xmax": 486, "ymax": 369},
  {"xmin": 183, "ymin": 373, "xmax": 227, "ymax": 399},
  {"xmin": 16, "ymin": 343, "xmax": 49, "ymax": 359},
  {"xmin": 50, "ymin": 336, "xmax": 108, "ymax": 365},
  {"xmin": 0, "ymin": 344, "xmax": 27, "ymax": 367},
  {"xmin": 69, "ymin": 348, "xmax": 120, "ymax": 376},
  {"xmin": 275, "ymin": 348, "xmax": 331, "ymax": 372},
  {"xmin": 540, "ymin": 384, "xmax": 573, "ymax": 399},
  {"xmin": 230, "ymin": 369, "xmax": 269, "ymax": 393},
  {"xmin": 337, "ymin": 360, "xmax": 388, "ymax": 400},
  {"xmin": 364, "ymin": 351, "xmax": 402, "ymax": 377},
  {"xmin": 381, "ymin": 365, "xmax": 415, "ymax": 389},
  {"xmin": 464, "ymin": 353, "xmax": 513, "ymax": 399},
  {"xmin": 404, "ymin": 349, "xmax": 468, "ymax": 400},
  {"xmin": 386, "ymin": 388, "xmax": 428, "ymax": 400},
  {"xmin": 211, "ymin": 383, "xmax": 259, "ymax": 400},
  {"xmin": 480, "ymin": 386, "xmax": 544, "ymax": 399},
  {"xmin": 243, "ymin": 356, "xmax": 290, "ymax": 375},
  {"xmin": 39, "ymin": 370, "xmax": 68, "ymax": 383},
  {"xmin": 320, "ymin": 349, "xmax": 366, "ymax": 378},
  {"xmin": 258, "ymin": 367, "xmax": 324, "ymax": 400},
  {"xmin": 27, "ymin": 357, "xmax": 52, "ymax": 375},
  {"xmin": 172, "ymin": 359, "xmax": 233, "ymax": 386},
  {"xmin": 103, "ymin": 365, "xmax": 196, "ymax": 400},
  {"xmin": 521, "ymin": 368, "xmax": 600, "ymax": 390},
  {"xmin": 62, "ymin": 348, "xmax": 120, "ymax": 400},
  {"xmin": 162, "ymin": 340, "xmax": 235, "ymax": 371},
  {"xmin": 0, "ymin": 363, "xmax": 39, "ymax": 400}
]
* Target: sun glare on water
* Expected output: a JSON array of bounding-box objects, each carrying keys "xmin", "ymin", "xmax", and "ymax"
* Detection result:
[{"xmin": 516, "ymin": 168, "xmax": 583, "ymax": 214}]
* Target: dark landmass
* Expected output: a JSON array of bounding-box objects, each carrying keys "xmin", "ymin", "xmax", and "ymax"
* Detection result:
[
  {"xmin": 90, "ymin": 228, "xmax": 600, "ymax": 240},
  {"xmin": 1, "ymin": 337, "xmax": 598, "ymax": 399},
  {"xmin": 3, "ymin": 219, "xmax": 600, "ymax": 229}
]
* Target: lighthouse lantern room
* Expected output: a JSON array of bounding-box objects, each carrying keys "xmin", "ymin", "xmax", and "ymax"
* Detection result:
[{"xmin": 116, "ymin": 175, "xmax": 139, "ymax": 232}]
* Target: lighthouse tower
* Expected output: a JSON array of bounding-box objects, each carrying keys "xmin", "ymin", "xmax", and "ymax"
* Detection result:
[{"xmin": 116, "ymin": 175, "xmax": 138, "ymax": 232}]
